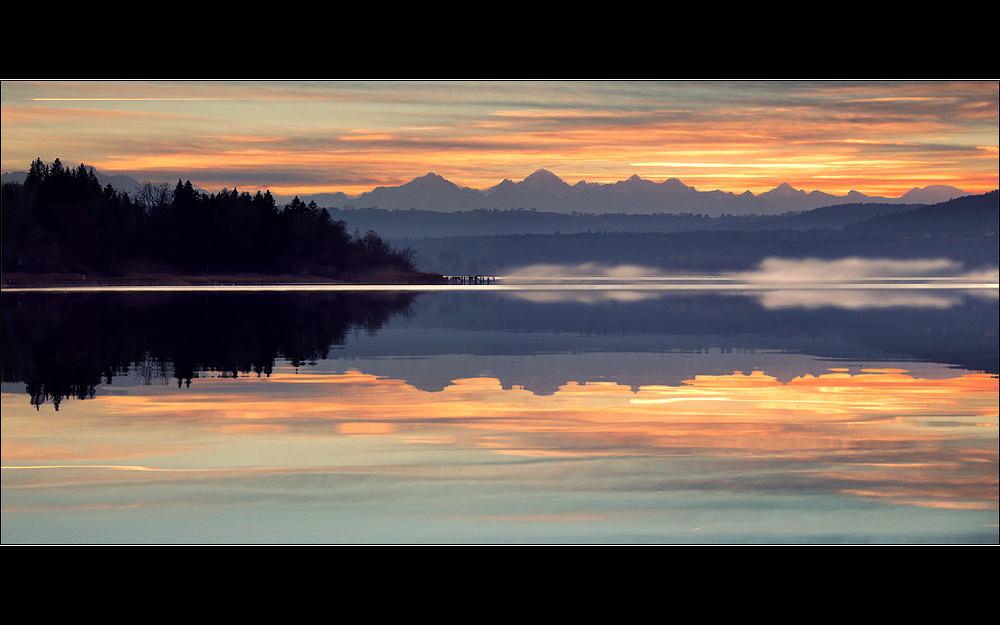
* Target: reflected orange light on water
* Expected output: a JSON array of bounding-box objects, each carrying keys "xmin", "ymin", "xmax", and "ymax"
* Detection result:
[
  {"xmin": 3, "ymin": 368, "xmax": 997, "ymax": 511},
  {"xmin": 8, "ymin": 369, "xmax": 996, "ymax": 441}
]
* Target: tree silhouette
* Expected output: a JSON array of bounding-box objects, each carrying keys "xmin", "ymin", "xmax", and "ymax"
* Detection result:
[{"xmin": 3, "ymin": 158, "xmax": 425, "ymax": 280}]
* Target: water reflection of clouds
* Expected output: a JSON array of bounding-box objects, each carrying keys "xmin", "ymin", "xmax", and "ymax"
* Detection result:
[
  {"xmin": 502, "ymin": 289, "xmax": 665, "ymax": 304},
  {"xmin": 5, "ymin": 367, "xmax": 996, "ymax": 514},
  {"xmin": 749, "ymin": 289, "xmax": 964, "ymax": 309}
]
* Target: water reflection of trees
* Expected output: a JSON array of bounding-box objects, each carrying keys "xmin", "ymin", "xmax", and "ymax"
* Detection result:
[{"xmin": 1, "ymin": 291, "xmax": 418, "ymax": 409}]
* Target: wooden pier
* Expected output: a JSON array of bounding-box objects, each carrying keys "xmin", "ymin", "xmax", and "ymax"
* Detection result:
[{"xmin": 445, "ymin": 275, "xmax": 496, "ymax": 285}]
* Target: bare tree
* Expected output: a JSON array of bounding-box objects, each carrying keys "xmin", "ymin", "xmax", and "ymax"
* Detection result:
[{"xmin": 134, "ymin": 181, "xmax": 172, "ymax": 214}]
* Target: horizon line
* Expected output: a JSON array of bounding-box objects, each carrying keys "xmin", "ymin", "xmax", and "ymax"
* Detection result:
[{"xmin": 1, "ymin": 165, "xmax": 986, "ymax": 201}]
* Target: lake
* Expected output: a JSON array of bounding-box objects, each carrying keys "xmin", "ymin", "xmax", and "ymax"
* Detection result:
[{"xmin": 2, "ymin": 266, "xmax": 998, "ymax": 544}]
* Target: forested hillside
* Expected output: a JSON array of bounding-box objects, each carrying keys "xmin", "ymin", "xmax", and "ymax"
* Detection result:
[
  {"xmin": 402, "ymin": 191, "xmax": 999, "ymax": 274},
  {"xmin": 2, "ymin": 159, "xmax": 426, "ymax": 281}
]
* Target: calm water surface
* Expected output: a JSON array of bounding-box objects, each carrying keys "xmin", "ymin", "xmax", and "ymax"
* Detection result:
[{"xmin": 3, "ymin": 276, "xmax": 997, "ymax": 543}]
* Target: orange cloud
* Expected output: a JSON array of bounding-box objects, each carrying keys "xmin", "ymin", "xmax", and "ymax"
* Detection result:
[{"xmin": 3, "ymin": 81, "xmax": 996, "ymax": 199}]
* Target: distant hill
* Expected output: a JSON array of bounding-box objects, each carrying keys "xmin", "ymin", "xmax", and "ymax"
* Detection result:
[
  {"xmin": 325, "ymin": 200, "xmax": 929, "ymax": 241},
  {"xmin": 399, "ymin": 191, "xmax": 1000, "ymax": 274},
  {"xmin": 844, "ymin": 190, "xmax": 999, "ymax": 239},
  {"xmin": 758, "ymin": 202, "xmax": 925, "ymax": 231},
  {"xmin": 899, "ymin": 184, "xmax": 977, "ymax": 205}
]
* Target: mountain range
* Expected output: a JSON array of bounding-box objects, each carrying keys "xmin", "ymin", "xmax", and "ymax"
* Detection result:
[
  {"xmin": 1, "ymin": 167, "xmax": 971, "ymax": 217},
  {"xmin": 314, "ymin": 170, "xmax": 971, "ymax": 216}
]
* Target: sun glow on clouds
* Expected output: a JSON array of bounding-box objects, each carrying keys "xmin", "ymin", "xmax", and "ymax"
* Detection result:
[{"xmin": 2, "ymin": 80, "xmax": 996, "ymax": 197}]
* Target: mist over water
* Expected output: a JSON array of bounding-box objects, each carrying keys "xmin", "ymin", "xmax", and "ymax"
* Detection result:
[
  {"xmin": 502, "ymin": 262, "xmax": 683, "ymax": 281},
  {"xmin": 497, "ymin": 258, "xmax": 999, "ymax": 308},
  {"xmin": 732, "ymin": 257, "xmax": 1000, "ymax": 283}
]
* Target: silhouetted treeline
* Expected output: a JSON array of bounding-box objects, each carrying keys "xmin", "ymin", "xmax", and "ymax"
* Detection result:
[{"xmin": 2, "ymin": 158, "xmax": 418, "ymax": 278}]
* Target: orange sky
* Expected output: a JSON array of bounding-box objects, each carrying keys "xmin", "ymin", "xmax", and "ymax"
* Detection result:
[{"xmin": 2, "ymin": 80, "xmax": 997, "ymax": 198}]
